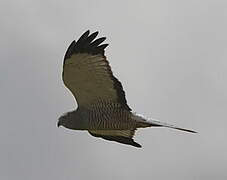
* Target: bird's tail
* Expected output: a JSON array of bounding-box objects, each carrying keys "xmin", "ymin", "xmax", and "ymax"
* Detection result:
[{"xmin": 133, "ymin": 113, "xmax": 197, "ymax": 133}]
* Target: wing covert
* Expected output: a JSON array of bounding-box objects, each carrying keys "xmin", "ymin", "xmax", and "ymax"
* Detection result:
[{"xmin": 63, "ymin": 30, "xmax": 131, "ymax": 111}]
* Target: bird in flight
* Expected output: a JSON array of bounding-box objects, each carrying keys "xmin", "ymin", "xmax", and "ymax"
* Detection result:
[{"xmin": 58, "ymin": 30, "xmax": 196, "ymax": 148}]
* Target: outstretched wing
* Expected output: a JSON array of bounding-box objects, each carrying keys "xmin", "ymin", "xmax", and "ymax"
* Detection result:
[
  {"xmin": 88, "ymin": 129, "xmax": 141, "ymax": 148},
  {"xmin": 63, "ymin": 30, "xmax": 131, "ymax": 111}
]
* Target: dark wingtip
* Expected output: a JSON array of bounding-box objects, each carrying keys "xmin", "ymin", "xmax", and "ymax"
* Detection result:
[
  {"xmin": 90, "ymin": 37, "xmax": 106, "ymax": 47},
  {"xmin": 92, "ymin": 31, "xmax": 99, "ymax": 36},
  {"xmin": 83, "ymin": 30, "xmax": 90, "ymax": 37},
  {"xmin": 89, "ymin": 132, "xmax": 142, "ymax": 148},
  {"xmin": 86, "ymin": 31, "xmax": 99, "ymax": 43},
  {"xmin": 64, "ymin": 30, "xmax": 108, "ymax": 61},
  {"xmin": 133, "ymin": 141, "xmax": 142, "ymax": 148},
  {"xmin": 77, "ymin": 30, "xmax": 90, "ymax": 43}
]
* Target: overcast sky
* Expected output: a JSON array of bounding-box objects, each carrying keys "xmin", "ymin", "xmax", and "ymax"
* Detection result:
[{"xmin": 1, "ymin": 0, "xmax": 227, "ymax": 179}]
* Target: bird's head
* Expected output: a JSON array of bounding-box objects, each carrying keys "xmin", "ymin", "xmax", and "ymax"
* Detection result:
[
  {"xmin": 57, "ymin": 115, "xmax": 67, "ymax": 128},
  {"xmin": 57, "ymin": 109, "xmax": 88, "ymax": 130},
  {"xmin": 57, "ymin": 110, "xmax": 80, "ymax": 129},
  {"xmin": 57, "ymin": 111, "xmax": 74, "ymax": 128}
]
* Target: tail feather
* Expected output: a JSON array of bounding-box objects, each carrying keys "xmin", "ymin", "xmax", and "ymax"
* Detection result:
[
  {"xmin": 148, "ymin": 119, "xmax": 197, "ymax": 133},
  {"xmin": 133, "ymin": 113, "xmax": 197, "ymax": 133}
]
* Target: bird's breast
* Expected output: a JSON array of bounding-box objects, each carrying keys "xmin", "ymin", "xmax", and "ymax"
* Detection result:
[{"xmin": 86, "ymin": 103, "xmax": 136, "ymax": 130}]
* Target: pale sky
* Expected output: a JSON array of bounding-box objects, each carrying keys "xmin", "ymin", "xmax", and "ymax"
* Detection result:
[{"xmin": 1, "ymin": 0, "xmax": 227, "ymax": 179}]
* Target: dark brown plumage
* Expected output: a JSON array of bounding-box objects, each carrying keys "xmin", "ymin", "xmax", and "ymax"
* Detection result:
[{"xmin": 58, "ymin": 30, "xmax": 196, "ymax": 148}]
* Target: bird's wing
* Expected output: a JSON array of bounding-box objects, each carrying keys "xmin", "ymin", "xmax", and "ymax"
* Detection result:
[
  {"xmin": 63, "ymin": 30, "xmax": 131, "ymax": 111},
  {"xmin": 88, "ymin": 129, "xmax": 141, "ymax": 148}
]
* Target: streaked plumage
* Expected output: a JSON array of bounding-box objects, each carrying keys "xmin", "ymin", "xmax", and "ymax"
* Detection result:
[{"xmin": 58, "ymin": 30, "xmax": 196, "ymax": 148}]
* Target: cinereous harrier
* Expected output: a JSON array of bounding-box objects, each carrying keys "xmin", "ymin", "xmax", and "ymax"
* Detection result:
[{"xmin": 58, "ymin": 30, "xmax": 196, "ymax": 148}]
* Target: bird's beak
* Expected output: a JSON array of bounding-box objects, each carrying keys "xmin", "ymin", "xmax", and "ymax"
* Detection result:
[{"xmin": 57, "ymin": 121, "xmax": 61, "ymax": 127}]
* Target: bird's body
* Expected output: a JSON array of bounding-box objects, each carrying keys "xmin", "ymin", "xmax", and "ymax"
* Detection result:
[
  {"xmin": 58, "ymin": 30, "xmax": 196, "ymax": 148},
  {"xmin": 59, "ymin": 105, "xmax": 148, "ymax": 130}
]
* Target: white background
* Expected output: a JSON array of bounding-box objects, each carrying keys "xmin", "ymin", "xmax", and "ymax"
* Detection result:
[{"xmin": 1, "ymin": 0, "xmax": 227, "ymax": 179}]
